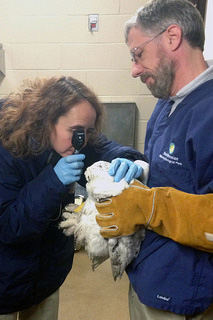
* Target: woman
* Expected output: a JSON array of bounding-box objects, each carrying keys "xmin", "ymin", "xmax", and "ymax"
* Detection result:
[{"xmin": 0, "ymin": 76, "xmax": 144, "ymax": 319}]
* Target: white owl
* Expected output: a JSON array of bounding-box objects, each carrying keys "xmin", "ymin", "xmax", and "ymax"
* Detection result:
[{"xmin": 59, "ymin": 161, "xmax": 145, "ymax": 280}]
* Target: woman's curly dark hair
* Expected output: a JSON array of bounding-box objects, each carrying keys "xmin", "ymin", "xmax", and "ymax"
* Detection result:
[{"xmin": 0, "ymin": 76, "xmax": 104, "ymax": 158}]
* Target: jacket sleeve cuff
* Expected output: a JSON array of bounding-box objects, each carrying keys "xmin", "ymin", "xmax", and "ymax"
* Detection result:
[{"xmin": 134, "ymin": 160, "xmax": 149, "ymax": 184}]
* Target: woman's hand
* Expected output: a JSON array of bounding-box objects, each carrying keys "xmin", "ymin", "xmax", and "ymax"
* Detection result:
[{"xmin": 54, "ymin": 154, "xmax": 85, "ymax": 185}]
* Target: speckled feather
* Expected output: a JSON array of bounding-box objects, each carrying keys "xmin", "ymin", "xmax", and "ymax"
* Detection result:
[{"xmin": 59, "ymin": 161, "xmax": 145, "ymax": 280}]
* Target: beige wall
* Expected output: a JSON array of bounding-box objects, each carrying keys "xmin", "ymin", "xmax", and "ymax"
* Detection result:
[{"xmin": 0, "ymin": 0, "xmax": 157, "ymax": 153}]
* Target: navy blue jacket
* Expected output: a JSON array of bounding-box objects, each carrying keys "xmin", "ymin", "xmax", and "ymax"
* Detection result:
[
  {"xmin": 127, "ymin": 80, "xmax": 213, "ymax": 315},
  {"xmin": 0, "ymin": 133, "xmax": 144, "ymax": 314}
]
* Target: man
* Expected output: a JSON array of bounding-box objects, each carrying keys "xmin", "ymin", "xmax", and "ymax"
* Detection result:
[{"xmin": 95, "ymin": 0, "xmax": 213, "ymax": 319}]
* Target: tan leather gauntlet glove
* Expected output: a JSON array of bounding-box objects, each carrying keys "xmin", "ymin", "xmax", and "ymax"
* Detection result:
[{"xmin": 95, "ymin": 181, "xmax": 213, "ymax": 253}]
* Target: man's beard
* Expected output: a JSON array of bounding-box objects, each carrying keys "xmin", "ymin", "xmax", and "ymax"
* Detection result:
[{"xmin": 140, "ymin": 56, "xmax": 175, "ymax": 99}]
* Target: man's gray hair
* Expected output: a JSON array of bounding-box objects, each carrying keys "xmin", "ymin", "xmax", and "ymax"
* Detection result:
[{"xmin": 124, "ymin": 0, "xmax": 205, "ymax": 51}]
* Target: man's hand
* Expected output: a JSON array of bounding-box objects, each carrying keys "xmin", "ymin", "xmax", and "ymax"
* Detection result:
[
  {"xmin": 109, "ymin": 158, "xmax": 143, "ymax": 183},
  {"xmin": 95, "ymin": 181, "xmax": 213, "ymax": 253},
  {"xmin": 96, "ymin": 180, "xmax": 152, "ymax": 237}
]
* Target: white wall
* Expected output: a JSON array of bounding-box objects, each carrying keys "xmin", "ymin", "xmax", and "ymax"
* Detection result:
[
  {"xmin": 0, "ymin": 0, "xmax": 155, "ymax": 153},
  {"xmin": 1, "ymin": 1, "xmax": 210, "ymax": 153},
  {"xmin": 204, "ymin": 0, "xmax": 213, "ymax": 60}
]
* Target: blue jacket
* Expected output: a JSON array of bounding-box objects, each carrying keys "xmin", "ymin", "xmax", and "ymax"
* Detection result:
[
  {"xmin": 127, "ymin": 80, "xmax": 213, "ymax": 315},
  {"xmin": 0, "ymin": 133, "xmax": 144, "ymax": 314}
]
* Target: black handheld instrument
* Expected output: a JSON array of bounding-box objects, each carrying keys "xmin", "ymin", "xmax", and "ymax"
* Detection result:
[{"xmin": 72, "ymin": 128, "xmax": 85, "ymax": 152}]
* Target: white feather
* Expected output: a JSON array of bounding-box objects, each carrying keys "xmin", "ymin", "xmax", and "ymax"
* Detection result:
[{"xmin": 59, "ymin": 161, "xmax": 145, "ymax": 280}]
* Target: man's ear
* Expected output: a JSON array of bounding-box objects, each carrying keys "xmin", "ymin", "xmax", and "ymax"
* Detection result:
[{"xmin": 164, "ymin": 24, "xmax": 182, "ymax": 51}]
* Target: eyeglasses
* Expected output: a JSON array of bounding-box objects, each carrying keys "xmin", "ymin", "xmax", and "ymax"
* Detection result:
[{"xmin": 130, "ymin": 29, "xmax": 167, "ymax": 63}]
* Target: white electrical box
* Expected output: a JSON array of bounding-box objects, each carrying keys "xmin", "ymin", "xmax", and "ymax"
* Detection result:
[{"xmin": 88, "ymin": 14, "xmax": 99, "ymax": 32}]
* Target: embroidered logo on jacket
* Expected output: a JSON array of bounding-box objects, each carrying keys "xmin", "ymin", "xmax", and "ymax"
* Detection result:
[
  {"xmin": 159, "ymin": 151, "xmax": 182, "ymax": 166},
  {"xmin": 156, "ymin": 294, "xmax": 171, "ymax": 302},
  {"xmin": 159, "ymin": 142, "xmax": 183, "ymax": 166},
  {"xmin": 169, "ymin": 142, "xmax": 175, "ymax": 155}
]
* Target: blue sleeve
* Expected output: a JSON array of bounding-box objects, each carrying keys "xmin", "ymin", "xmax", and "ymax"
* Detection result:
[
  {"xmin": 0, "ymin": 153, "xmax": 67, "ymax": 244},
  {"xmin": 186, "ymin": 99, "xmax": 213, "ymax": 194},
  {"xmin": 144, "ymin": 99, "xmax": 165, "ymax": 159}
]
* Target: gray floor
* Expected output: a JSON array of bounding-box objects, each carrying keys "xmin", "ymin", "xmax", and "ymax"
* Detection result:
[{"xmin": 59, "ymin": 249, "xmax": 130, "ymax": 320}]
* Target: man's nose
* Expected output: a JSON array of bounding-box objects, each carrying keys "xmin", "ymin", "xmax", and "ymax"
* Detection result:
[{"xmin": 131, "ymin": 62, "xmax": 144, "ymax": 78}]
